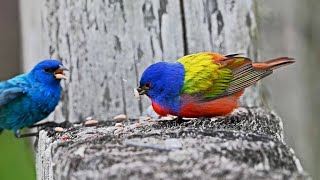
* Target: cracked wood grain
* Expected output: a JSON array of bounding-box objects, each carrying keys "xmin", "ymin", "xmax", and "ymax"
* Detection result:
[
  {"xmin": 24, "ymin": 0, "xmax": 265, "ymax": 124},
  {"xmin": 33, "ymin": 0, "xmax": 265, "ymax": 124},
  {"xmin": 182, "ymin": 0, "xmax": 264, "ymax": 107},
  {"xmin": 41, "ymin": 0, "xmax": 184, "ymax": 122}
]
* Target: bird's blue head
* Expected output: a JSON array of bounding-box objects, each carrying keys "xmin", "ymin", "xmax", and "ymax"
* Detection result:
[
  {"xmin": 138, "ymin": 62, "xmax": 185, "ymax": 103},
  {"xmin": 29, "ymin": 60, "xmax": 68, "ymax": 85}
]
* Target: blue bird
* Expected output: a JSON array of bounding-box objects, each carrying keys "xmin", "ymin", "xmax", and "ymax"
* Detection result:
[{"xmin": 0, "ymin": 60, "xmax": 68, "ymax": 138}]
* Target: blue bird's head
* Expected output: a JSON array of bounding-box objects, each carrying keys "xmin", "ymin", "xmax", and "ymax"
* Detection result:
[
  {"xmin": 29, "ymin": 60, "xmax": 68, "ymax": 85},
  {"xmin": 137, "ymin": 62, "xmax": 185, "ymax": 102}
]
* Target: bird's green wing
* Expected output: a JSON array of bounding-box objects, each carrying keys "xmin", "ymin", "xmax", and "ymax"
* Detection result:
[
  {"xmin": 177, "ymin": 52, "xmax": 271, "ymax": 100},
  {"xmin": 177, "ymin": 53, "xmax": 233, "ymax": 99}
]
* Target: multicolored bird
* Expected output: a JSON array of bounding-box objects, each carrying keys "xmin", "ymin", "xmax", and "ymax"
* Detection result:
[
  {"xmin": 137, "ymin": 52, "xmax": 294, "ymax": 118},
  {"xmin": 0, "ymin": 60, "xmax": 67, "ymax": 138}
]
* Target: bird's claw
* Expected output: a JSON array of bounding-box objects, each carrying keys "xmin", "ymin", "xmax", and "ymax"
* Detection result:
[
  {"xmin": 28, "ymin": 121, "xmax": 72, "ymax": 129},
  {"xmin": 14, "ymin": 129, "xmax": 39, "ymax": 138}
]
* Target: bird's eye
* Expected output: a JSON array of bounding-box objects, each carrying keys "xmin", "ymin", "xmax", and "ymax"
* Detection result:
[
  {"xmin": 145, "ymin": 82, "xmax": 152, "ymax": 89},
  {"xmin": 44, "ymin": 68, "xmax": 50, "ymax": 72}
]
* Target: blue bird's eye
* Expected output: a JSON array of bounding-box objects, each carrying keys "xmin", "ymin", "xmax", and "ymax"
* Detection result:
[{"xmin": 44, "ymin": 68, "xmax": 50, "ymax": 72}]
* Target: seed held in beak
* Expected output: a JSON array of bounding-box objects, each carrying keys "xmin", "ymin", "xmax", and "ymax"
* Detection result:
[
  {"xmin": 137, "ymin": 87, "xmax": 147, "ymax": 95},
  {"xmin": 54, "ymin": 65, "xmax": 68, "ymax": 80}
]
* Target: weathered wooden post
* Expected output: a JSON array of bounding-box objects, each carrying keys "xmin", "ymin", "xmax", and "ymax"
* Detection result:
[{"xmin": 20, "ymin": 0, "xmax": 309, "ymax": 179}]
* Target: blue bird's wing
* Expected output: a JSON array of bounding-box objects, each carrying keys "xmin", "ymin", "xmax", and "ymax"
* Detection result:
[
  {"xmin": 0, "ymin": 87, "xmax": 25, "ymax": 106},
  {"xmin": 0, "ymin": 75, "xmax": 28, "ymax": 107}
]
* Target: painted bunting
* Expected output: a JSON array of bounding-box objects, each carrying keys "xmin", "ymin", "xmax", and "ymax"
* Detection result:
[
  {"xmin": 0, "ymin": 60, "xmax": 67, "ymax": 137},
  {"xmin": 137, "ymin": 52, "xmax": 294, "ymax": 118}
]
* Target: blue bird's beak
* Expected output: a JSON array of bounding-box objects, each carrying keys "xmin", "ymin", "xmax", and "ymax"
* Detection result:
[{"xmin": 54, "ymin": 65, "xmax": 69, "ymax": 80}]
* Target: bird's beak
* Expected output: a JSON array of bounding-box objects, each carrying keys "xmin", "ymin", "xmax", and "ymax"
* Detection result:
[
  {"xmin": 54, "ymin": 65, "xmax": 69, "ymax": 80},
  {"xmin": 137, "ymin": 87, "xmax": 147, "ymax": 95}
]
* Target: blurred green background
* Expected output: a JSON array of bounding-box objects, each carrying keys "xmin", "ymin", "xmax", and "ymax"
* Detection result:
[
  {"xmin": 0, "ymin": 1, "xmax": 35, "ymax": 180},
  {"xmin": 0, "ymin": 132, "xmax": 35, "ymax": 180}
]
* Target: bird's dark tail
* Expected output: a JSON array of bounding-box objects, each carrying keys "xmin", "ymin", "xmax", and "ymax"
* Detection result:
[
  {"xmin": 211, "ymin": 57, "xmax": 295, "ymax": 99},
  {"xmin": 253, "ymin": 57, "xmax": 295, "ymax": 70}
]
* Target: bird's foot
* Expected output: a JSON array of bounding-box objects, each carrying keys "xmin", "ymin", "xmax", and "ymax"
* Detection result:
[
  {"xmin": 29, "ymin": 121, "xmax": 72, "ymax": 129},
  {"xmin": 14, "ymin": 129, "xmax": 39, "ymax": 138},
  {"xmin": 156, "ymin": 116, "xmax": 191, "ymax": 124},
  {"xmin": 174, "ymin": 116, "xmax": 185, "ymax": 123}
]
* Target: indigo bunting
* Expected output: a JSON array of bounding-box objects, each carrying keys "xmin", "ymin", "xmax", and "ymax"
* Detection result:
[
  {"xmin": 137, "ymin": 52, "xmax": 294, "ymax": 118},
  {"xmin": 0, "ymin": 60, "xmax": 67, "ymax": 138}
]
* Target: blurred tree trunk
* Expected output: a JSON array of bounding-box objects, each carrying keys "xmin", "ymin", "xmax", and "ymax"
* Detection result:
[
  {"xmin": 21, "ymin": 0, "xmax": 262, "ymax": 123},
  {"xmin": 304, "ymin": 0, "xmax": 320, "ymax": 178},
  {"xmin": 257, "ymin": 0, "xmax": 320, "ymax": 179}
]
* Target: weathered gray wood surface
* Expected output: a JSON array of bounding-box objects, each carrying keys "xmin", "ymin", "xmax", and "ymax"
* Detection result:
[
  {"xmin": 36, "ymin": 108, "xmax": 309, "ymax": 180},
  {"xmin": 34, "ymin": 0, "xmax": 263, "ymax": 123}
]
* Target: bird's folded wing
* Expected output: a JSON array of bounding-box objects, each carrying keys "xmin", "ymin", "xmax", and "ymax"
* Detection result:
[
  {"xmin": 0, "ymin": 82, "xmax": 26, "ymax": 107},
  {"xmin": 177, "ymin": 52, "xmax": 233, "ymax": 99},
  {"xmin": 212, "ymin": 57, "xmax": 272, "ymax": 99},
  {"xmin": 177, "ymin": 52, "xmax": 272, "ymax": 101}
]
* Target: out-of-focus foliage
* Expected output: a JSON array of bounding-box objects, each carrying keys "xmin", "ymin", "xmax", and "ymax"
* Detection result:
[
  {"xmin": 0, "ymin": 1, "xmax": 35, "ymax": 180},
  {"xmin": 0, "ymin": 131, "xmax": 36, "ymax": 180}
]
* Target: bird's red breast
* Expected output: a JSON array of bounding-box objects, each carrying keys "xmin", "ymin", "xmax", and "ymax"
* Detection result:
[
  {"xmin": 178, "ymin": 91, "xmax": 244, "ymax": 118},
  {"xmin": 152, "ymin": 101, "xmax": 172, "ymax": 116},
  {"xmin": 151, "ymin": 91, "xmax": 244, "ymax": 118}
]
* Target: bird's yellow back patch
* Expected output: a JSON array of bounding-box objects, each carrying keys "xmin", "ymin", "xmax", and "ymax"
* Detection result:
[{"xmin": 177, "ymin": 52, "xmax": 233, "ymax": 98}]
